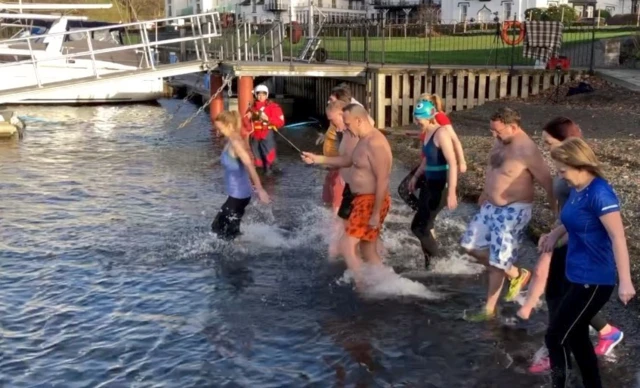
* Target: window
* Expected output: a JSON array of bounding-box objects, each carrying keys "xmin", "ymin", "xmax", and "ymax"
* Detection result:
[
  {"xmin": 605, "ymin": 6, "xmax": 615, "ymax": 13},
  {"xmin": 332, "ymin": 0, "xmax": 336, "ymax": 8},
  {"xmin": 168, "ymin": 5, "xmax": 173, "ymax": 15},
  {"xmin": 547, "ymin": 1, "xmax": 558, "ymax": 6},
  {"xmin": 586, "ymin": 5, "xmax": 593, "ymax": 17},
  {"xmin": 458, "ymin": 2, "xmax": 469, "ymax": 21},
  {"xmin": 502, "ymin": 1, "xmax": 513, "ymax": 20}
]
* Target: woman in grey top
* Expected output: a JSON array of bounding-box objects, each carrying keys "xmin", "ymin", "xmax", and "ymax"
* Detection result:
[{"xmin": 506, "ymin": 117, "xmax": 624, "ymax": 374}]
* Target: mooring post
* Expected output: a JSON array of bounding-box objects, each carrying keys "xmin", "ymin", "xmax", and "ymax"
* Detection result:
[
  {"xmin": 210, "ymin": 73, "xmax": 224, "ymax": 122},
  {"xmin": 237, "ymin": 76, "xmax": 254, "ymax": 116}
]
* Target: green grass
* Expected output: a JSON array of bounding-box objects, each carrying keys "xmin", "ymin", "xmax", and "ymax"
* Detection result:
[{"xmin": 275, "ymin": 30, "xmax": 635, "ymax": 66}]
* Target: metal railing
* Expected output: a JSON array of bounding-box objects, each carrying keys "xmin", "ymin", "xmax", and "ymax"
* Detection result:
[{"xmin": 0, "ymin": 12, "xmax": 222, "ymax": 89}]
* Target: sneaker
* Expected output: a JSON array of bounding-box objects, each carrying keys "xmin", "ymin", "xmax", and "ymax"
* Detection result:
[
  {"xmin": 463, "ymin": 308, "xmax": 497, "ymax": 322},
  {"xmin": 501, "ymin": 314, "xmax": 536, "ymax": 331},
  {"xmin": 594, "ymin": 327, "xmax": 624, "ymax": 356},
  {"xmin": 504, "ymin": 268, "xmax": 531, "ymax": 302},
  {"xmin": 528, "ymin": 356, "xmax": 551, "ymax": 374}
]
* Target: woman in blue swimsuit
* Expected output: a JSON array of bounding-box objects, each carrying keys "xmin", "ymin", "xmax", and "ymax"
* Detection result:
[{"xmin": 211, "ymin": 111, "xmax": 270, "ymax": 241}]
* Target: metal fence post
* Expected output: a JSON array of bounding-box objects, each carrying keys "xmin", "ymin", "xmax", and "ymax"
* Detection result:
[
  {"xmin": 510, "ymin": 16, "xmax": 516, "ymax": 72},
  {"xmin": 427, "ymin": 13, "xmax": 432, "ymax": 70},
  {"xmin": 364, "ymin": 21, "xmax": 369, "ymax": 65},
  {"xmin": 589, "ymin": 19, "xmax": 596, "ymax": 74},
  {"xmin": 347, "ymin": 25, "xmax": 352, "ymax": 64}
]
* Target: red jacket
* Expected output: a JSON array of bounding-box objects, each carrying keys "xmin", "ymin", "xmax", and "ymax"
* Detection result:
[{"xmin": 242, "ymin": 100, "xmax": 285, "ymax": 140}]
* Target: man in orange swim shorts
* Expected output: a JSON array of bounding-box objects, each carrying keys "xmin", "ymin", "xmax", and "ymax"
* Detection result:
[{"xmin": 302, "ymin": 104, "xmax": 393, "ymax": 289}]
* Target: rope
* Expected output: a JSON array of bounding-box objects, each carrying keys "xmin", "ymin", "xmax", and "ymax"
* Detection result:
[{"xmin": 177, "ymin": 73, "xmax": 234, "ymax": 129}]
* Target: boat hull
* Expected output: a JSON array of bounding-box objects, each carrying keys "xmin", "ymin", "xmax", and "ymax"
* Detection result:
[{"xmin": 0, "ymin": 61, "xmax": 165, "ymax": 105}]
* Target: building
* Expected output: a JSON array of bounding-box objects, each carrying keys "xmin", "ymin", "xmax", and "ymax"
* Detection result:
[
  {"xmin": 439, "ymin": 0, "xmax": 634, "ymax": 23},
  {"xmin": 570, "ymin": 0, "xmax": 636, "ymax": 17},
  {"xmin": 164, "ymin": 0, "xmax": 369, "ymax": 23},
  {"xmin": 440, "ymin": 0, "xmax": 573, "ymax": 23}
]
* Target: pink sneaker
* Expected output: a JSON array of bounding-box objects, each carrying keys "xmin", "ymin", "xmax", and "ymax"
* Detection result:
[
  {"xmin": 528, "ymin": 357, "xmax": 551, "ymax": 374},
  {"xmin": 594, "ymin": 327, "xmax": 624, "ymax": 356}
]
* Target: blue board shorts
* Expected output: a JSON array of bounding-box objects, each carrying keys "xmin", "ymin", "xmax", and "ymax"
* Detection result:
[{"xmin": 460, "ymin": 201, "xmax": 533, "ymax": 270}]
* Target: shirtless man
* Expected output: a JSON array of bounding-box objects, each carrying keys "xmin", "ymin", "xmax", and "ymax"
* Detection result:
[
  {"xmin": 460, "ymin": 107, "xmax": 553, "ymax": 321},
  {"xmin": 324, "ymin": 100, "xmax": 360, "ymax": 258},
  {"xmin": 302, "ymin": 104, "xmax": 393, "ymax": 288}
]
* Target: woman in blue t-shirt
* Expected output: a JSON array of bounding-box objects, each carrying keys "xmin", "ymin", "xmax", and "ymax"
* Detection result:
[
  {"xmin": 211, "ymin": 111, "xmax": 271, "ymax": 241},
  {"xmin": 545, "ymin": 137, "xmax": 635, "ymax": 388}
]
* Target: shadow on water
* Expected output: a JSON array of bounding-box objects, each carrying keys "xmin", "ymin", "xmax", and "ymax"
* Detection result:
[{"xmin": 0, "ymin": 100, "xmax": 639, "ymax": 387}]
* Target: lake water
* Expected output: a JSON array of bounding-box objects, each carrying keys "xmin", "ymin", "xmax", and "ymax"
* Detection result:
[{"xmin": 1, "ymin": 101, "xmax": 638, "ymax": 387}]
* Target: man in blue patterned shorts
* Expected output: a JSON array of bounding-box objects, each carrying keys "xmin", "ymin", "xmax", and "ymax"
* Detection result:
[{"xmin": 460, "ymin": 107, "xmax": 554, "ymax": 322}]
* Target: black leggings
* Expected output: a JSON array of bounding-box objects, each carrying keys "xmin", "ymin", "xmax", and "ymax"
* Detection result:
[
  {"xmin": 545, "ymin": 245, "xmax": 609, "ymax": 332},
  {"xmin": 211, "ymin": 196, "xmax": 251, "ymax": 241},
  {"xmin": 398, "ymin": 165, "xmax": 426, "ymax": 212},
  {"xmin": 545, "ymin": 282, "xmax": 614, "ymax": 388},
  {"xmin": 410, "ymin": 178, "xmax": 447, "ymax": 268}
]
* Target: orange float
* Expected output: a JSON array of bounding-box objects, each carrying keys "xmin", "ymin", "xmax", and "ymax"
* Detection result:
[{"xmin": 500, "ymin": 21, "xmax": 525, "ymax": 46}]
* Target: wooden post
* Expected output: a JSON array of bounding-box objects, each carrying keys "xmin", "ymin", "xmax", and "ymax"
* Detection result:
[
  {"xmin": 237, "ymin": 76, "xmax": 254, "ymax": 116},
  {"xmin": 210, "ymin": 74, "xmax": 224, "ymax": 121}
]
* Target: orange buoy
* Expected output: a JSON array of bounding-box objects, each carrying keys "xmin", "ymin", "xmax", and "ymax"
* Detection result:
[{"xmin": 500, "ymin": 21, "xmax": 525, "ymax": 46}]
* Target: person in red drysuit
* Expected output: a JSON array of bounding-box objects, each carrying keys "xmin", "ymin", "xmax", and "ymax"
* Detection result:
[{"xmin": 241, "ymin": 84, "xmax": 285, "ymax": 175}]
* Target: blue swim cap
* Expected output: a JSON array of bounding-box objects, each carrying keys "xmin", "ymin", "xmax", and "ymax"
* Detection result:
[{"xmin": 413, "ymin": 99, "xmax": 436, "ymax": 120}]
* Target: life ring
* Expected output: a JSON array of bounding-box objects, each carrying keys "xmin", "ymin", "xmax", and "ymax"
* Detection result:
[{"xmin": 500, "ymin": 21, "xmax": 525, "ymax": 46}]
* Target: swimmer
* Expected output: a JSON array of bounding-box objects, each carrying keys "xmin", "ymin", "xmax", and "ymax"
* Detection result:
[
  {"xmin": 211, "ymin": 111, "xmax": 270, "ymax": 241},
  {"xmin": 503, "ymin": 117, "xmax": 626, "ymax": 373},
  {"xmin": 460, "ymin": 107, "xmax": 553, "ymax": 321},
  {"xmin": 323, "ymin": 100, "xmax": 360, "ymax": 259},
  {"xmin": 302, "ymin": 104, "xmax": 392, "ymax": 289},
  {"xmin": 545, "ymin": 137, "xmax": 634, "ymax": 388},
  {"xmin": 399, "ymin": 93, "xmax": 467, "ymax": 212},
  {"xmin": 407, "ymin": 99, "xmax": 462, "ymax": 268}
]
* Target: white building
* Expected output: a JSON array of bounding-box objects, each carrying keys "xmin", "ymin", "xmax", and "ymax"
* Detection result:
[
  {"xmin": 164, "ymin": 0, "xmax": 369, "ymax": 23},
  {"xmin": 440, "ymin": 0, "xmax": 570, "ymax": 23},
  {"xmin": 439, "ymin": 0, "xmax": 632, "ymax": 23}
]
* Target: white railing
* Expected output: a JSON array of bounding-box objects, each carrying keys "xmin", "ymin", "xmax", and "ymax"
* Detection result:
[{"xmin": 0, "ymin": 12, "xmax": 222, "ymax": 89}]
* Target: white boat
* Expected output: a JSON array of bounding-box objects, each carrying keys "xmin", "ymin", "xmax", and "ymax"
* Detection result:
[{"xmin": 0, "ymin": 4, "xmax": 165, "ymax": 104}]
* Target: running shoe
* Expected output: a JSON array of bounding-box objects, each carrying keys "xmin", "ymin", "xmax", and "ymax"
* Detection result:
[
  {"xmin": 528, "ymin": 356, "xmax": 551, "ymax": 374},
  {"xmin": 504, "ymin": 268, "xmax": 531, "ymax": 302},
  {"xmin": 463, "ymin": 308, "xmax": 497, "ymax": 322},
  {"xmin": 501, "ymin": 314, "xmax": 536, "ymax": 331},
  {"xmin": 594, "ymin": 327, "xmax": 624, "ymax": 356}
]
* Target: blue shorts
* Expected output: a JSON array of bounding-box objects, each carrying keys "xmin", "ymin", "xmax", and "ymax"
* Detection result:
[{"xmin": 460, "ymin": 201, "xmax": 533, "ymax": 270}]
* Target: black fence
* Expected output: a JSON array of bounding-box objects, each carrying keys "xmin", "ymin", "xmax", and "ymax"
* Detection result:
[{"xmin": 306, "ymin": 20, "xmax": 640, "ymax": 71}]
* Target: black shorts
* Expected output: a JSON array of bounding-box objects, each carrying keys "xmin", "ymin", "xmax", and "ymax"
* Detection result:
[
  {"xmin": 211, "ymin": 196, "xmax": 251, "ymax": 241},
  {"xmin": 337, "ymin": 184, "xmax": 355, "ymax": 220}
]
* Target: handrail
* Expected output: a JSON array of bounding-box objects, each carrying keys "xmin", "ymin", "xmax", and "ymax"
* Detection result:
[
  {"xmin": 0, "ymin": 33, "xmax": 220, "ymax": 69},
  {"xmin": 0, "ymin": 11, "xmax": 222, "ymax": 90},
  {"xmin": 0, "ymin": 12, "xmax": 220, "ymax": 45}
]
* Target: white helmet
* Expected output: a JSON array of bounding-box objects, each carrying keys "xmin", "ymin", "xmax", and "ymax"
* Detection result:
[{"xmin": 254, "ymin": 84, "xmax": 269, "ymax": 96}]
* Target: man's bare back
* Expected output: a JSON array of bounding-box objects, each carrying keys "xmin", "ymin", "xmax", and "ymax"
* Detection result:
[
  {"xmin": 339, "ymin": 131, "xmax": 359, "ymax": 185},
  {"xmin": 484, "ymin": 132, "xmax": 542, "ymax": 206},
  {"xmin": 349, "ymin": 130, "xmax": 393, "ymax": 194}
]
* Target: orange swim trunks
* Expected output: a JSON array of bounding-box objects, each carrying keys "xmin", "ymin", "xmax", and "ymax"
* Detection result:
[
  {"xmin": 322, "ymin": 169, "xmax": 345, "ymax": 211},
  {"xmin": 345, "ymin": 193, "xmax": 391, "ymax": 242}
]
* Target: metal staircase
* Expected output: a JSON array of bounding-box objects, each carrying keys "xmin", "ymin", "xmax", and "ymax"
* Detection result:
[{"xmin": 0, "ymin": 12, "xmax": 223, "ymax": 104}]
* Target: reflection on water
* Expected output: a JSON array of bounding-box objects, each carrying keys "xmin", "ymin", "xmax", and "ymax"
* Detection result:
[{"xmin": 0, "ymin": 101, "xmax": 638, "ymax": 387}]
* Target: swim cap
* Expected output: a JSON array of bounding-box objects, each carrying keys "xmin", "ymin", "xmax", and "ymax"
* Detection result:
[{"xmin": 413, "ymin": 99, "xmax": 436, "ymax": 120}]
